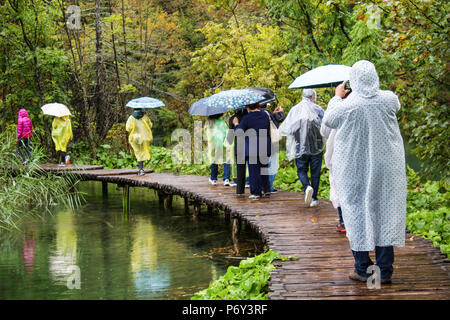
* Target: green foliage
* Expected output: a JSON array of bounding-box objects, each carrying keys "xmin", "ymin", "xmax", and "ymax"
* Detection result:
[
  {"xmin": 405, "ymin": 167, "xmax": 450, "ymax": 257},
  {"xmin": 191, "ymin": 249, "xmax": 293, "ymax": 300}
]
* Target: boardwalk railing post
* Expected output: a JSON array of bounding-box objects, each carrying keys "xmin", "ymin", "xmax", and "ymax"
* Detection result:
[
  {"xmin": 184, "ymin": 197, "xmax": 189, "ymax": 214},
  {"xmin": 102, "ymin": 181, "xmax": 108, "ymax": 199},
  {"xmin": 232, "ymin": 217, "xmax": 241, "ymax": 255},
  {"xmin": 193, "ymin": 202, "xmax": 201, "ymax": 217},
  {"xmin": 164, "ymin": 194, "xmax": 173, "ymax": 210}
]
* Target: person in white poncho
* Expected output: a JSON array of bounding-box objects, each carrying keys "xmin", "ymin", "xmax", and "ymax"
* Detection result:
[
  {"xmin": 278, "ymin": 89, "xmax": 324, "ymax": 207},
  {"xmin": 320, "ymin": 123, "xmax": 345, "ymax": 233},
  {"xmin": 323, "ymin": 60, "xmax": 406, "ymax": 284}
]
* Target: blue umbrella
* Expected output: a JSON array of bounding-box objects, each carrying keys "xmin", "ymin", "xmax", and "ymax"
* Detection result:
[
  {"xmin": 188, "ymin": 89, "xmax": 266, "ymax": 116},
  {"xmin": 126, "ymin": 97, "xmax": 165, "ymax": 109}
]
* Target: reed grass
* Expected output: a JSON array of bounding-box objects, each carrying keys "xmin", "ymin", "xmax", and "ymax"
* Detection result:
[{"xmin": 0, "ymin": 131, "xmax": 82, "ymax": 232}]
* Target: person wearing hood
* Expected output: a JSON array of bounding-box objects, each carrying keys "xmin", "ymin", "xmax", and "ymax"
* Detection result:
[
  {"xmin": 205, "ymin": 113, "xmax": 232, "ymax": 186},
  {"xmin": 17, "ymin": 108, "xmax": 33, "ymax": 163},
  {"xmin": 323, "ymin": 60, "xmax": 406, "ymax": 284},
  {"xmin": 51, "ymin": 115, "xmax": 72, "ymax": 167},
  {"xmin": 279, "ymin": 89, "xmax": 324, "ymax": 207},
  {"xmin": 126, "ymin": 108, "xmax": 153, "ymax": 176}
]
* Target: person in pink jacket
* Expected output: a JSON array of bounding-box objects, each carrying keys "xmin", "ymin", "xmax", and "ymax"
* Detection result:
[{"xmin": 17, "ymin": 108, "xmax": 33, "ymax": 163}]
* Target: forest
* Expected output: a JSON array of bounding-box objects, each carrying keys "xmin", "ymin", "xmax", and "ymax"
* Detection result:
[
  {"xmin": 0, "ymin": 0, "xmax": 449, "ymax": 300},
  {"xmin": 0, "ymin": 0, "xmax": 448, "ymax": 178}
]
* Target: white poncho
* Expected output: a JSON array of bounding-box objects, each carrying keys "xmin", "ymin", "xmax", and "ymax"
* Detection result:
[{"xmin": 323, "ymin": 60, "xmax": 407, "ymax": 251}]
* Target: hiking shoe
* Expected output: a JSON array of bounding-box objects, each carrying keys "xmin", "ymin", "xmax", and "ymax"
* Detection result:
[
  {"xmin": 336, "ymin": 222, "xmax": 346, "ymax": 233},
  {"xmin": 271, "ymin": 188, "xmax": 278, "ymax": 193},
  {"xmin": 229, "ymin": 181, "xmax": 237, "ymax": 187},
  {"xmin": 137, "ymin": 169, "xmax": 145, "ymax": 176},
  {"xmin": 262, "ymin": 192, "xmax": 271, "ymax": 198},
  {"xmin": 209, "ymin": 178, "xmax": 217, "ymax": 186},
  {"xmin": 223, "ymin": 179, "xmax": 230, "ymax": 186},
  {"xmin": 348, "ymin": 272, "xmax": 369, "ymax": 282},
  {"xmin": 310, "ymin": 199, "xmax": 319, "ymax": 207},
  {"xmin": 304, "ymin": 186, "xmax": 313, "ymax": 206},
  {"xmin": 248, "ymin": 194, "xmax": 260, "ymax": 200}
]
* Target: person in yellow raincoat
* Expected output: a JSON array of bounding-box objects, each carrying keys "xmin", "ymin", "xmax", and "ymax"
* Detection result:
[
  {"xmin": 51, "ymin": 115, "xmax": 73, "ymax": 167},
  {"xmin": 126, "ymin": 108, "xmax": 153, "ymax": 176}
]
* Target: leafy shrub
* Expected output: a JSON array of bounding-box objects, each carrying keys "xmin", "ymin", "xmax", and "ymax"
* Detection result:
[{"xmin": 191, "ymin": 250, "xmax": 291, "ymax": 300}]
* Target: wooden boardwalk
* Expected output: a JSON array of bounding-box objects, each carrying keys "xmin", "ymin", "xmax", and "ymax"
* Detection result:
[{"xmin": 46, "ymin": 164, "xmax": 450, "ymax": 299}]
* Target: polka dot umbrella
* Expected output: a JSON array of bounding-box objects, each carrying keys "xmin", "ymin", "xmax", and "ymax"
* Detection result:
[{"xmin": 188, "ymin": 89, "xmax": 268, "ymax": 116}]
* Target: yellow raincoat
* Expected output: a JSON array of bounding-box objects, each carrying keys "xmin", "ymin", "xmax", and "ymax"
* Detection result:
[
  {"xmin": 52, "ymin": 116, "xmax": 73, "ymax": 152},
  {"xmin": 126, "ymin": 114, "xmax": 153, "ymax": 161}
]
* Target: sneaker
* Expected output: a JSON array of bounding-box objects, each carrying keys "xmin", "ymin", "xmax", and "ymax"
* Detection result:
[
  {"xmin": 310, "ymin": 199, "xmax": 319, "ymax": 207},
  {"xmin": 58, "ymin": 163, "xmax": 65, "ymax": 167},
  {"xmin": 304, "ymin": 186, "xmax": 313, "ymax": 206},
  {"xmin": 229, "ymin": 181, "xmax": 237, "ymax": 187},
  {"xmin": 262, "ymin": 192, "xmax": 271, "ymax": 198},
  {"xmin": 348, "ymin": 272, "xmax": 368, "ymax": 282},
  {"xmin": 223, "ymin": 179, "xmax": 230, "ymax": 186},
  {"xmin": 336, "ymin": 222, "xmax": 346, "ymax": 233},
  {"xmin": 245, "ymin": 183, "xmax": 250, "ymax": 188},
  {"xmin": 248, "ymin": 194, "xmax": 260, "ymax": 200},
  {"xmin": 209, "ymin": 178, "xmax": 217, "ymax": 186},
  {"xmin": 270, "ymin": 188, "xmax": 278, "ymax": 193},
  {"xmin": 236, "ymin": 193, "xmax": 246, "ymax": 197},
  {"xmin": 137, "ymin": 169, "xmax": 145, "ymax": 176}
]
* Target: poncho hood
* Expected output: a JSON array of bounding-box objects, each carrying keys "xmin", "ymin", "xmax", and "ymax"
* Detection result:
[
  {"xmin": 18, "ymin": 109, "xmax": 29, "ymax": 119},
  {"xmin": 349, "ymin": 60, "xmax": 380, "ymax": 98},
  {"xmin": 132, "ymin": 109, "xmax": 145, "ymax": 119}
]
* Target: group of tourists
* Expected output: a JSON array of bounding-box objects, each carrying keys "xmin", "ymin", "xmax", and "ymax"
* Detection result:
[
  {"xmin": 15, "ymin": 60, "xmax": 406, "ymax": 284},
  {"xmin": 199, "ymin": 60, "xmax": 407, "ymax": 284}
]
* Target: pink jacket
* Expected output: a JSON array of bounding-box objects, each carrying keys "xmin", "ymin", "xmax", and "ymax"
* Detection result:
[{"xmin": 17, "ymin": 109, "xmax": 33, "ymax": 139}]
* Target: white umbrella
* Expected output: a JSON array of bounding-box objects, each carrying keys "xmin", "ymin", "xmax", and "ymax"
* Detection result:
[
  {"xmin": 289, "ymin": 64, "xmax": 352, "ymax": 89},
  {"xmin": 41, "ymin": 103, "xmax": 72, "ymax": 117}
]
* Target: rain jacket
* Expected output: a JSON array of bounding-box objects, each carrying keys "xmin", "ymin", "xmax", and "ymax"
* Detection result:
[
  {"xmin": 126, "ymin": 114, "xmax": 153, "ymax": 161},
  {"xmin": 278, "ymin": 90, "xmax": 324, "ymax": 161},
  {"xmin": 320, "ymin": 123, "xmax": 340, "ymax": 209},
  {"xmin": 323, "ymin": 60, "xmax": 406, "ymax": 251},
  {"xmin": 17, "ymin": 109, "xmax": 33, "ymax": 139},
  {"xmin": 205, "ymin": 118, "xmax": 231, "ymax": 164},
  {"xmin": 52, "ymin": 116, "xmax": 73, "ymax": 152}
]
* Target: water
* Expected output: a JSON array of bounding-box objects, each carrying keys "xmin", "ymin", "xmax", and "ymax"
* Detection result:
[{"xmin": 0, "ymin": 181, "xmax": 263, "ymax": 300}]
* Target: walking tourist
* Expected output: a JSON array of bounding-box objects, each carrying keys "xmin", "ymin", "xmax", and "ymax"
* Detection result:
[
  {"xmin": 279, "ymin": 89, "xmax": 324, "ymax": 207},
  {"xmin": 205, "ymin": 113, "xmax": 232, "ymax": 186},
  {"xmin": 51, "ymin": 115, "xmax": 72, "ymax": 167},
  {"xmin": 126, "ymin": 108, "xmax": 153, "ymax": 176},
  {"xmin": 323, "ymin": 60, "xmax": 407, "ymax": 284},
  {"xmin": 16, "ymin": 108, "xmax": 33, "ymax": 164}
]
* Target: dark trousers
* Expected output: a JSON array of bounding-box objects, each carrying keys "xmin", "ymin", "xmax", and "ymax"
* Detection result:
[
  {"xmin": 235, "ymin": 162, "xmax": 247, "ymax": 194},
  {"xmin": 59, "ymin": 151, "xmax": 66, "ymax": 164},
  {"xmin": 295, "ymin": 152, "xmax": 323, "ymax": 200},
  {"xmin": 17, "ymin": 137, "xmax": 31, "ymax": 162},
  {"xmin": 210, "ymin": 163, "xmax": 231, "ymax": 181},
  {"xmin": 352, "ymin": 246, "xmax": 394, "ymax": 280},
  {"xmin": 338, "ymin": 207, "xmax": 343, "ymax": 223},
  {"xmin": 247, "ymin": 158, "xmax": 270, "ymax": 196}
]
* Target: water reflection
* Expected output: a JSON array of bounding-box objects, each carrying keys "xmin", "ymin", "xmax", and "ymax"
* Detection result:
[
  {"xmin": 131, "ymin": 218, "xmax": 170, "ymax": 297},
  {"xmin": 0, "ymin": 181, "xmax": 263, "ymax": 299},
  {"xmin": 49, "ymin": 210, "xmax": 79, "ymax": 285}
]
